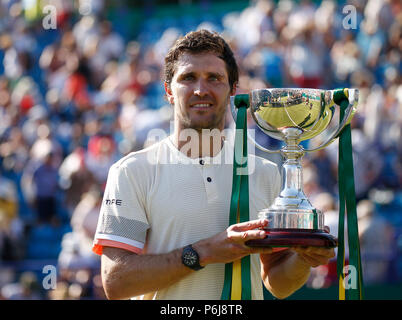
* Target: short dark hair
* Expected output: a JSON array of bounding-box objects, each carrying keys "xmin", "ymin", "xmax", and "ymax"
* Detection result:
[{"xmin": 164, "ymin": 29, "xmax": 238, "ymax": 90}]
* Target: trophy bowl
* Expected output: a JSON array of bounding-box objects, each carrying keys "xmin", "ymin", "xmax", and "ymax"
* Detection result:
[
  {"xmin": 231, "ymin": 88, "xmax": 358, "ymax": 248},
  {"xmin": 250, "ymin": 88, "xmax": 334, "ymax": 141}
]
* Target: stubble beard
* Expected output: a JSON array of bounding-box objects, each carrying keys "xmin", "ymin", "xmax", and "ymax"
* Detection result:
[
  {"xmin": 182, "ymin": 113, "xmax": 225, "ymax": 132},
  {"xmin": 176, "ymin": 103, "xmax": 228, "ymax": 133}
]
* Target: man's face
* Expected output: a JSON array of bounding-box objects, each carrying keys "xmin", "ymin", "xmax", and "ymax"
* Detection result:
[{"xmin": 165, "ymin": 52, "xmax": 235, "ymax": 131}]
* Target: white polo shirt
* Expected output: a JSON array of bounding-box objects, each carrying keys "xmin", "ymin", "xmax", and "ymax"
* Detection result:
[{"xmin": 93, "ymin": 135, "xmax": 281, "ymax": 300}]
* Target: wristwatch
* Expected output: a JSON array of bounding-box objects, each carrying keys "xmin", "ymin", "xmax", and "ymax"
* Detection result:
[{"xmin": 181, "ymin": 245, "xmax": 204, "ymax": 271}]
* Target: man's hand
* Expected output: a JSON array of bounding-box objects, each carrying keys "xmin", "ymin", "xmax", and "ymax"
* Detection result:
[
  {"xmin": 193, "ymin": 219, "xmax": 274, "ymax": 266},
  {"xmin": 291, "ymin": 246, "xmax": 335, "ymax": 267},
  {"xmin": 291, "ymin": 225, "xmax": 336, "ymax": 268},
  {"xmin": 261, "ymin": 225, "xmax": 336, "ymax": 269}
]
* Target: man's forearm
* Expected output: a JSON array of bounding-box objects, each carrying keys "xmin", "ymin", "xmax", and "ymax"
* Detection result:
[
  {"xmin": 102, "ymin": 247, "xmax": 193, "ymax": 299},
  {"xmin": 101, "ymin": 218, "xmax": 277, "ymax": 299}
]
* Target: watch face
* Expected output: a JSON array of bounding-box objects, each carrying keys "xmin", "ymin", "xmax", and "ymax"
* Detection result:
[{"xmin": 183, "ymin": 251, "xmax": 197, "ymax": 266}]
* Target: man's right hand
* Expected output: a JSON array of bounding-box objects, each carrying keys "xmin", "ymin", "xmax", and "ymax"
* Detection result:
[{"xmin": 193, "ymin": 218, "xmax": 273, "ymax": 266}]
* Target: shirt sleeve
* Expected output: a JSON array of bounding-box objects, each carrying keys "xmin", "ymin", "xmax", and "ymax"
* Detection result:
[{"xmin": 92, "ymin": 161, "xmax": 150, "ymax": 255}]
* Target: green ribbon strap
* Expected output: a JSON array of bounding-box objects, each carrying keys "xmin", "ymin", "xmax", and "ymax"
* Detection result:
[
  {"xmin": 334, "ymin": 89, "xmax": 364, "ymax": 300},
  {"xmin": 221, "ymin": 94, "xmax": 252, "ymax": 300}
]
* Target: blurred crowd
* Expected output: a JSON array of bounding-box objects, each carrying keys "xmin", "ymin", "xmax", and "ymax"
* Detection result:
[{"xmin": 0, "ymin": 0, "xmax": 401, "ymax": 299}]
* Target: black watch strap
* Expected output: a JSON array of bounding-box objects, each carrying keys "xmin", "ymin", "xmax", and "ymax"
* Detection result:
[{"xmin": 181, "ymin": 244, "xmax": 204, "ymax": 271}]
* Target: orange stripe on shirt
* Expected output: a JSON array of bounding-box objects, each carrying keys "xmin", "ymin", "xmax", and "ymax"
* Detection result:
[{"xmin": 92, "ymin": 239, "xmax": 143, "ymax": 255}]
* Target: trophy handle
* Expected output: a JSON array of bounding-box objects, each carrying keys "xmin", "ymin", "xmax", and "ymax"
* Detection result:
[
  {"xmin": 230, "ymin": 96, "xmax": 281, "ymax": 154},
  {"xmin": 304, "ymin": 88, "xmax": 358, "ymax": 153}
]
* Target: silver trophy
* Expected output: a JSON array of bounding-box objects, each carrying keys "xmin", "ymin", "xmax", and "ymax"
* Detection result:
[{"xmin": 231, "ymin": 88, "xmax": 358, "ymax": 248}]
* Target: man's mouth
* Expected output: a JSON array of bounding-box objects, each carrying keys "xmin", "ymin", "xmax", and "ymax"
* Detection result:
[{"xmin": 190, "ymin": 103, "xmax": 213, "ymax": 109}]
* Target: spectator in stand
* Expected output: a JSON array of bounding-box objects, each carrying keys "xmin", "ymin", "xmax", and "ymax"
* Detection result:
[
  {"xmin": 58, "ymin": 186, "xmax": 101, "ymax": 271},
  {"xmin": 88, "ymin": 20, "xmax": 125, "ymax": 79},
  {"xmin": 358, "ymin": 199, "xmax": 395, "ymax": 285},
  {"xmin": 85, "ymin": 135, "xmax": 118, "ymax": 187},
  {"xmin": 284, "ymin": 21, "xmax": 326, "ymax": 88},
  {"xmin": 309, "ymin": 192, "xmax": 340, "ymax": 288},
  {"xmin": 330, "ymin": 31, "xmax": 363, "ymax": 86},
  {"xmin": 59, "ymin": 147, "xmax": 97, "ymax": 215},
  {"xmin": 63, "ymin": 53, "xmax": 92, "ymax": 114},
  {"xmin": 0, "ymin": 172, "xmax": 23, "ymax": 261},
  {"xmin": 310, "ymin": 148, "xmax": 337, "ymax": 194},
  {"xmin": 303, "ymin": 162, "xmax": 325, "ymax": 206},
  {"xmin": 32, "ymin": 151, "xmax": 59, "ymax": 223}
]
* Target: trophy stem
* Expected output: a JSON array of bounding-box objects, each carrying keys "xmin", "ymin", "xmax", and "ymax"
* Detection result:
[
  {"xmin": 275, "ymin": 131, "xmax": 312, "ymax": 210},
  {"xmin": 280, "ymin": 150, "xmax": 304, "ymax": 202}
]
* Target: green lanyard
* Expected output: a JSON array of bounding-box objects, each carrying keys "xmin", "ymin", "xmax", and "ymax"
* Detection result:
[
  {"xmin": 334, "ymin": 89, "xmax": 364, "ymax": 300},
  {"xmin": 221, "ymin": 94, "xmax": 252, "ymax": 300}
]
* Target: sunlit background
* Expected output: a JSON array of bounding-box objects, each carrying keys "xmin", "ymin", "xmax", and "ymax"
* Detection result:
[{"xmin": 0, "ymin": 0, "xmax": 401, "ymax": 300}]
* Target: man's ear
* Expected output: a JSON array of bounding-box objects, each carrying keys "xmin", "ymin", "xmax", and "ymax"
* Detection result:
[
  {"xmin": 230, "ymin": 82, "xmax": 238, "ymax": 96},
  {"xmin": 164, "ymin": 81, "xmax": 174, "ymax": 105}
]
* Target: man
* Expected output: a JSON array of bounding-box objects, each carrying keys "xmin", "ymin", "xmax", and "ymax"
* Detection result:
[{"xmin": 92, "ymin": 30, "xmax": 334, "ymax": 300}]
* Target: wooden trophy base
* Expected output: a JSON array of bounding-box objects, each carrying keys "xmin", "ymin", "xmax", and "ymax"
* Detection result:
[{"xmin": 245, "ymin": 229, "xmax": 338, "ymax": 248}]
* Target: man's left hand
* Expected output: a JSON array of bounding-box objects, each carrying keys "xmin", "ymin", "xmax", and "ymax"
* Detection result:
[{"xmin": 291, "ymin": 246, "xmax": 335, "ymax": 268}]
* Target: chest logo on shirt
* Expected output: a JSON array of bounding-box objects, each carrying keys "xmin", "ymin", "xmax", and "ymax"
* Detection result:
[{"xmin": 105, "ymin": 199, "xmax": 122, "ymax": 206}]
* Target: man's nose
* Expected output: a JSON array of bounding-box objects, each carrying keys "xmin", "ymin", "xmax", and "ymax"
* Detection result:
[{"xmin": 193, "ymin": 79, "xmax": 209, "ymax": 97}]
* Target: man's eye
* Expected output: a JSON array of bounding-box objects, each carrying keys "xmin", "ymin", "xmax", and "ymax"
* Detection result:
[
  {"xmin": 183, "ymin": 75, "xmax": 195, "ymax": 81},
  {"xmin": 209, "ymin": 75, "xmax": 219, "ymax": 81}
]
